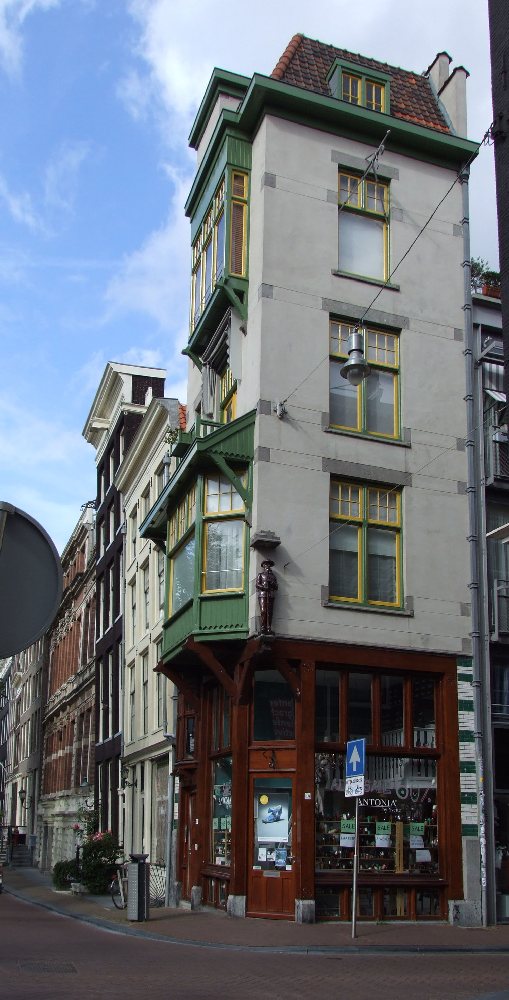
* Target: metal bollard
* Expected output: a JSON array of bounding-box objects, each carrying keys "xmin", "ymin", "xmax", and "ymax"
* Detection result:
[{"xmin": 127, "ymin": 853, "xmax": 150, "ymax": 921}]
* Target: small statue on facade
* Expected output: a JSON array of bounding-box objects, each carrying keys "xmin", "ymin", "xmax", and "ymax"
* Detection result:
[{"xmin": 256, "ymin": 559, "xmax": 278, "ymax": 635}]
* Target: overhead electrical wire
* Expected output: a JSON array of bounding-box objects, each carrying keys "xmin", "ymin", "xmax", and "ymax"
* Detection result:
[{"xmin": 280, "ymin": 122, "xmax": 493, "ymax": 409}]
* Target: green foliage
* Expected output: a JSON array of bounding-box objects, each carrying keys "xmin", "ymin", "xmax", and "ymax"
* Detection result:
[
  {"xmin": 76, "ymin": 802, "xmax": 100, "ymax": 839},
  {"xmin": 52, "ymin": 858, "xmax": 80, "ymax": 889},
  {"xmin": 80, "ymin": 831, "xmax": 121, "ymax": 895},
  {"xmin": 470, "ymin": 257, "xmax": 500, "ymax": 291}
]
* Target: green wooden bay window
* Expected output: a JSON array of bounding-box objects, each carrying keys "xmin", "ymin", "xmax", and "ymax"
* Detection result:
[
  {"xmin": 191, "ymin": 168, "xmax": 249, "ymax": 332},
  {"xmin": 329, "ymin": 480, "xmax": 402, "ymax": 607}
]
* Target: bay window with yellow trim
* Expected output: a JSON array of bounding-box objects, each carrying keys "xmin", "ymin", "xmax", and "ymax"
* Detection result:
[
  {"xmin": 190, "ymin": 169, "xmax": 248, "ymax": 332},
  {"xmin": 168, "ymin": 484, "xmax": 197, "ymax": 616},
  {"xmin": 338, "ymin": 170, "xmax": 389, "ymax": 281},
  {"xmin": 329, "ymin": 481, "xmax": 402, "ymax": 607},
  {"xmin": 220, "ymin": 366, "xmax": 237, "ymax": 424},
  {"xmin": 329, "ymin": 320, "xmax": 399, "ymax": 438},
  {"xmin": 202, "ymin": 474, "xmax": 245, "ymax": 593}
]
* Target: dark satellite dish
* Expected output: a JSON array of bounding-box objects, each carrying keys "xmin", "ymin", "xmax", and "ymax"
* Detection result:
[{"xmin": 0, "ymin": 502, "xmax": 63, "ymax": 657}]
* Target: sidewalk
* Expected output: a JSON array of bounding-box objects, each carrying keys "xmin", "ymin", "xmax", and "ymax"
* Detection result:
[{"xmin": 3, "ymin": 865, "xmax": 509, "ymax": 954}]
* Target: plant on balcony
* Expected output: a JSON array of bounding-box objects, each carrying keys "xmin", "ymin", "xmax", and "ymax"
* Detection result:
[{"xmin": 470, "ymin": 257, "xmax": 501, "ymax": 297}]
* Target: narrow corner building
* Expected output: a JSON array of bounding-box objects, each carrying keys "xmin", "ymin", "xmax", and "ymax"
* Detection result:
[{"xmin": 141, "ymin": 34, "xmax": 481, "ymax": 922}]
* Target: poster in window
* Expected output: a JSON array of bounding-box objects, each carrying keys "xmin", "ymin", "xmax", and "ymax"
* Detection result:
[{"xmin": 256, "ymin": 792, "xmax": 290, "ymax": 843}]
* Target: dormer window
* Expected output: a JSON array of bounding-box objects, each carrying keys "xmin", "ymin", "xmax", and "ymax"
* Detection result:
[{"xmin": 328, "ymin": 59, "xmax": 390, "ymax": 115}]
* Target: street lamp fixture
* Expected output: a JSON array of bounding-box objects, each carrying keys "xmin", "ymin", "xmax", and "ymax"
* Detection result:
[{"xmin": 340, "ymin": 328, "xmax": 370, "ymax": 387}]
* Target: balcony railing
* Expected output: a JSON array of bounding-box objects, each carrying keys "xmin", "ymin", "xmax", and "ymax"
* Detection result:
[{"xmin": 171, "ymin": 416, "xmax": 222, "ymax": 457}]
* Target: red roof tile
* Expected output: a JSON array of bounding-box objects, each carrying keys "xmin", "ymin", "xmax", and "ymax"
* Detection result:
[
  {"xmin": 178, "ymin": 403, "xmax": 187, "ymax": 430},
  {"xmin": 271, "ymin": 33, "xmax": 451, "ymax": 135}
]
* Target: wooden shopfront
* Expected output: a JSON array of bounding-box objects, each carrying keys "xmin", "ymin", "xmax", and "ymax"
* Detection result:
[{"xmin": 162, "ymin": 636, "xmax": 464, "ymax": 922}]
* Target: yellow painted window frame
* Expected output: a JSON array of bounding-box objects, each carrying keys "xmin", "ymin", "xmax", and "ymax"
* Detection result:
[
  {"xmin": 229, "ymin": 170, "xmax": 248, "ymax": 278},
  {"xmin": 220, "ymin": 366, "xmax": 237, "ymax": 424},
  {"xmin": 168, "ymin": 483, "xmax": 197, "ymax": 550},
  {"xmin": 341, "ymin": 72, "xmax": 386, "ymax": 112},
  {"xmin": 329, "ymin": 320, "xmax": 400, "ymax": 439},
  {"xmin": 329, "ymin": 480, "xmax": 402, "ymax": 608},
  {"xmin": 338, "ymin": 170, "xmax": 389, "ymax": 281},
  {"xmin": 201, "ymin": 471, "xmax": 246, "ymax": 594},
  {"xmin": 201, "ymin": 518, "xmax": 245, "ymax": 594},
  {"xmin": 366, "ymin": 79, "xmax": 385, "ymax": 112},
  {"xmin": 342, "ymin": 72, "xmax": 361, "ymax": 105}
]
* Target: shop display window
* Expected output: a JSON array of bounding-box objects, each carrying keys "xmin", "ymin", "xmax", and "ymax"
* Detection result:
[
  {"xmin": 252, "ymin": 777, "xmax": 293, "ymax": 871},
  {"xmin": 211, "ymin": 757, "xmax": 232, "ymax": 866},
  {"xmin": 315, "ymin": 669, "xmax": 436, "ymax": 750},
  {"xmin": 315, "ymin": 753, "xmax": 438, "ymax": 876},
  {"xmin": 253, "ymin": 671, "xmax": 295, "ymax": 741}
]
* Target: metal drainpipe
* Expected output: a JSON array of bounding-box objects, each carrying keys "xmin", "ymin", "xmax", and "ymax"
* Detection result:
[{"xmin": 460, "ymin": 168, "xmax": 495, "ymax": 925}]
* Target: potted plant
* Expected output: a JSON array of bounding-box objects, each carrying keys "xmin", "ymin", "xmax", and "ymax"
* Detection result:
[
  {"xmin": 482, "ymin": 269, "xmax": 501, "ymax": 298},
  {"xmin": 470, "ymin": 257, "xmax": 488, "ymax": 293}
]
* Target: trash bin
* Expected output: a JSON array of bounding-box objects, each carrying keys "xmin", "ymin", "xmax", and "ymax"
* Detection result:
[{"xmin": 127, "ymin": 853, "xmax": 150, "ymax": 921}]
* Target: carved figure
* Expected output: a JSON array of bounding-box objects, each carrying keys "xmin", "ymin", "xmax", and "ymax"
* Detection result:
[{"xmin": 256, "ymin": 559, "xmax": 278, "ymax": 635}]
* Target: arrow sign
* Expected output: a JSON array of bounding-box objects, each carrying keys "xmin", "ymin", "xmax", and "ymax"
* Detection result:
[{"xmin": 345, "ymin": 738, "xmax": 366, "ymax": 779}]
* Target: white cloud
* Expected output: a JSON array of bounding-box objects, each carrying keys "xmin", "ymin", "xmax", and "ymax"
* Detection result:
[
  {"xmin": 104, "ymin": 165, "xmax": 191, "ymax": 333},
  {"xmin": 0, "ymin": 0, "xmax": 61, "ymax": 77},
  {"xmin": 43, "ymin": 139, "xmax": 92, "ymax": 219},
  {"xmin": 0, "ymin": 171, "xmax": 41, "ymax": 230}
]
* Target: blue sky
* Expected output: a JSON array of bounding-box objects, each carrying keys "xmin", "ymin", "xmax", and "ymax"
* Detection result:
[{"xmin": 0, "ymin": 0, "xmax": 498, "ymax": 553}]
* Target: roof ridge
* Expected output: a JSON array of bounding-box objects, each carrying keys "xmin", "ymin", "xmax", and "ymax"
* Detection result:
[{"xmin": 271, "ymin": 32, "xmax": 304, "ymax": 80}]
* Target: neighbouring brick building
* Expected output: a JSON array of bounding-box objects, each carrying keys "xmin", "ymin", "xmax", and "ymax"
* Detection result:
[{"xmin": 38, "ymin": 506, "xmax": 96, "ymax": 870}]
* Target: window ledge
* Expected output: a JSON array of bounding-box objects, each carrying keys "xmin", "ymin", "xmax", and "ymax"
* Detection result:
[
  {"xmin": 322, "ymin": 600, "xmax": 413, "ymax": 617},
  {"xmin": 323, "ymin": 426, "xmax": 411, "ymax": 448},
  {"xmin": 332, "ymin": 270, "xmax": 400, "ymax": 291}
]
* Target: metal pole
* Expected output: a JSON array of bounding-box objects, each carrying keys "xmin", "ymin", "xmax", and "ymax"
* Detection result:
[
  {"xmin": 352, "ymin": 796, "xmax": 359, "ymax": 939},
  {"xmin": 164, "ymin": 692, "xmax": 178, "ymax": 908},
  {"xmin": 460, "ymin": 169, "xmax": 495, "ymax": 925}
]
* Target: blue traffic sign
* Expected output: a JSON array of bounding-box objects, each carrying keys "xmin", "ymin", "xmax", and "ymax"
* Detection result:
[{"xmin": 345, "ymin": 738, "xmax": 366, "ymax": 778}]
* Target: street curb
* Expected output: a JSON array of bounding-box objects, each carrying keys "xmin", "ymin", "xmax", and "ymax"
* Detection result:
[{"xmin": 5, "ymin": 886, "xmax": 509, "ymax": 956}]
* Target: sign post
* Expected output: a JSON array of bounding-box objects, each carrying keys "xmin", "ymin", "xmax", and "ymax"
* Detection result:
[{"xmin": 345, "ymin": 738, "xmax": 366, "ymax": 939}]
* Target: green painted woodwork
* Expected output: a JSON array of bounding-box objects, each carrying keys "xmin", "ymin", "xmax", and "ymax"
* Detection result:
[
  {"xmin": 327, "ymin": 58, "xmax": 391, "ymax": 115},
  {"xmin": 142, "ymin": 410, "xmax": 256, "ymax": 663},
  {"xmin": 187, "ymin": 72, "xmax": 478, "ymax": 227},
  {"xmin": 460, "ymin": 792, "xmax": 478, "ymax": 804},
  {"xmin": 457, "ymin": 673, "xmax": 473, "ymax": 683},
  {"xmin": 458, "ymin": 730, "xmax": 475, "ymax": 743},
  {"xmin": 189, "ymin": 68, "xmax": 250, "ymax": 150},
  {"xmin": 188, "ymin": 136, "xmax": 252, "ymax": 236},
  {"xmin": 460, "ymin": 762, "xmax": 477, "ymax": 773},
  {"xmin": 458, "ymin": 700, "xmax": 474, "ymax": 713},
  {"xmin": 462, "ymin": 824, "xmax": 479, "ymax": 837}
]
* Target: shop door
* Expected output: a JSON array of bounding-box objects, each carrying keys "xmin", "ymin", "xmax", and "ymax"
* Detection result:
[
  {"xmin": 180, "ymin": 789, "xmax": 196, "ymax": 900},
  {"xmin": 247, "ymin": 776, "xmax": 295, "ymax": 918}
]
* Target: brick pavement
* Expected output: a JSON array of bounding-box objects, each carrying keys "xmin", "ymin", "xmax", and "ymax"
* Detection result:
[{"xmin": 3, "ymin": 865, "xmax": 509, "ymax": 954}]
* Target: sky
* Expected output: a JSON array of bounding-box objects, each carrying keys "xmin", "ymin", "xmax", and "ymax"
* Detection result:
[{"xmin": 0, "ymin": 0, "xmax": 498, "ymax": 553}]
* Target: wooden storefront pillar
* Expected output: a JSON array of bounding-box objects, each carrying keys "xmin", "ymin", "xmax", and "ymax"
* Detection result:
[
  {"xmin": 295, "ymin": 660, "xmax": 316, "ymax": 922},
  {"xmin": 228, "ymin": 698, "xmax": 250, "ymax": 915}
]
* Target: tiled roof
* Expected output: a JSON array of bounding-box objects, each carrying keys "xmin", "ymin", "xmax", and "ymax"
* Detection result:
[
  {"xmin": 178, "ymin": 403, "xmax": 187, "ymax": 430},
  {"xmin": 271, "ymin": 33, "xmax": 451, "ymax": 134}
]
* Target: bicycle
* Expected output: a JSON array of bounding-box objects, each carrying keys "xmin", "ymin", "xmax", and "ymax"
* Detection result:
[
  {"xmin": 110, "ymin": 861, "xmax": 128, "ymax": 909},
  {"xmin": 109, "ymin": 860, "xmax": 166, "ymax": 909}
]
